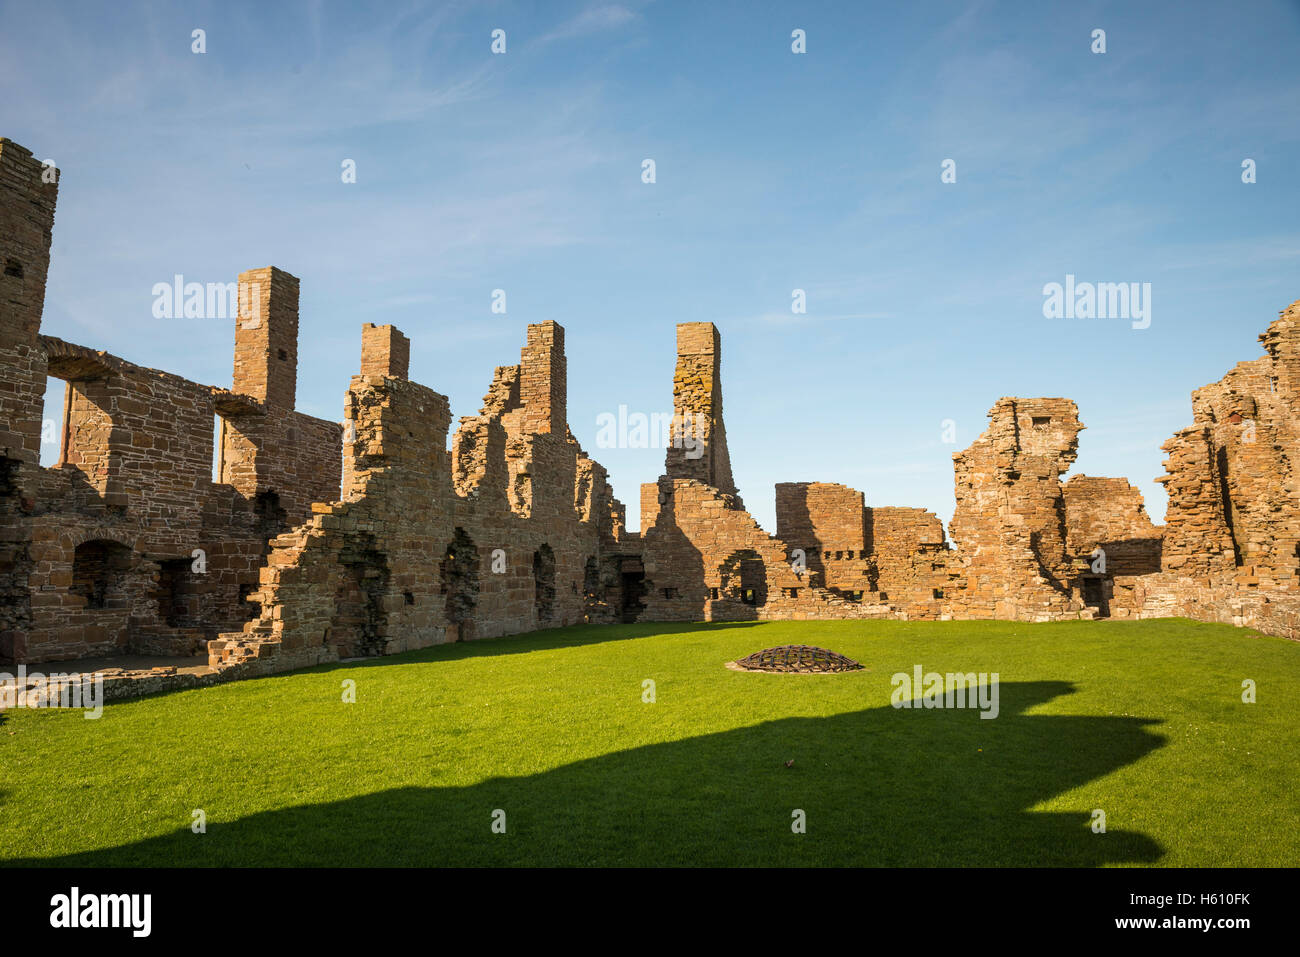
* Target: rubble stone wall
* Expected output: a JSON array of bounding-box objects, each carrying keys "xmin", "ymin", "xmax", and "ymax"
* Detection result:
[
  {"xmin": 0, "ymin": 140, "xmax": 58, "ymax": 658},
  {"xmin": 1137, "ymin": 303, "xmax": 1300, "ymax": 637},
  {"xmin": 208, "ymin": 320, "xmax": 625, "ymax": 672},
  {"xmin": 0, "ymin": 139, "xmax": 340, "ymax": 665}
]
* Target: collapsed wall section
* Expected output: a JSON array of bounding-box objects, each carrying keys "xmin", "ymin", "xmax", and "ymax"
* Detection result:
[
  {"xmin": 1063, "ymin": 475, "xmax": 1163, "ymax": 617},
  {"xmin": 1139, "ymin": 300, "xmax": 1300, "ymax": 637},
  {"xmin": 948, "ymin": 398, "xmax": 1083, "ymax": 621}
]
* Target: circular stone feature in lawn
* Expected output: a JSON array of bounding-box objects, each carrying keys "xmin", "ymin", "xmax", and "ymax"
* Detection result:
[{"xmin": 727, "ymin": 645, "xmax": 863, "ymax": 674}]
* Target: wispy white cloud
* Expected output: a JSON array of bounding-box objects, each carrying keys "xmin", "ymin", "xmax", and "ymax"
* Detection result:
[{"xmin": 533, "ymin": 5, "xmax": 638, "ymax": 47}]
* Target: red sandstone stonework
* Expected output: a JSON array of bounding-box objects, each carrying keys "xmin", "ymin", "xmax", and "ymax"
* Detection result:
[{"xmin": 2, "ymin": 135, "xmax": 1299, "ymax": 698}]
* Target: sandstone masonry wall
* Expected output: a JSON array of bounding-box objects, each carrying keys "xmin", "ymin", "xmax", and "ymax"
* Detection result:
[{"xmin": 0, "ymin": 140, "xmax": 340, "ymax": 664}]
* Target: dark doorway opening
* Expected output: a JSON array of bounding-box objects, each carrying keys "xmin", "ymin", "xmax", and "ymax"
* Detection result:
[
  {"xmin": 533, "ymin": 544, "xmax": 556, "ymax": 625},
  {"xmin": 1081, "ymin": 576, "xmax": 1109, "ymax": 617},
  {"xmin": 253, "ymin": 491, "xmax": 288, "ymax": 547},
  {"xmin": 155, "ymin": 558, "xmax": 195, "ymax": 627},
  {"xmin": 582, "ymin": 555, "xmax": 601, "ymax": 620},
  {"xmin": 441, "ymin": 528, "xmax": 480, "ymax": 642},
  {"xmin": 618, "ymin": 557, "xmax": 646, "ymax": 623}
]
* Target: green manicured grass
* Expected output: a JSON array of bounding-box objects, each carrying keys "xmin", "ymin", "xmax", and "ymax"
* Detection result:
[{"xmin": 1, "ymin": 618, "xmax": 1297, "ymax": 867}]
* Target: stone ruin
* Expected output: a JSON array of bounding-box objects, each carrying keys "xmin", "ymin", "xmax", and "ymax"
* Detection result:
[{"xmin": 2, "ymin": 136, "xmax": 1298, "ymax": 697}]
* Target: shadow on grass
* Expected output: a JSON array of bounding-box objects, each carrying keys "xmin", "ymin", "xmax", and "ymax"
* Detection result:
[{"xmin": 10, "ymin": 680, "xmax": 1166, "ymax": 867}]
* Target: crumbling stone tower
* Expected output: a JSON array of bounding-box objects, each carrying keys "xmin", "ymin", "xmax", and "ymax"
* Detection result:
[
  {"xmin": 665, "ymin": 322, "xmax": 738, "ymax": 500},
  {"xmin": 639, "ymin": 323, "xmax": 890, "ymax": 623},
  {"xmin": 949, "ymin": 398, "xmax": 1083, "ymax": 620},
  {"xmin": 1157, "ymin": 300, "xmax": 1300, "ymax": 587},
  {"xmin": 0, "ymin": 139, "xmax": 57, "ymax": 462},
  {"xmin": 0, "ymin": 139, "xmax": 58, "ymax": 657}
]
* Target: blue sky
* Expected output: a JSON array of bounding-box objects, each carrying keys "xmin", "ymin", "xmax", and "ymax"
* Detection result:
[{"xmin": 3, "ymin": 0, "xmax": 1298, "ymax": 532}]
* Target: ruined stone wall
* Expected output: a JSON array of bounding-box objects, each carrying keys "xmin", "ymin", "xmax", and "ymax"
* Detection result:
[
  {"xmin": 948, "ymin": 398, "xmax": 1084, "ymax": 621},
  {"xmin": 1061, "ymin": 475, "xmax": 1164, "ymax": 618},
  {"xmin": 0, "ymin": 137, "xmax": 344, "ymax": 664},
  {"xmin": 0, "ymin": 139, "xmax": 57, "ymax": 660},
  {"xmin": 638, "ymin": 477, "xmax": 881, "ymax": 623},
  {"xmin": 1156, "ymin": 426, "xmax": 1238, "ymax": 579},
  {"xmin": 1136, "ymin": 301, "xmax": 1300, "ymax": 637},
  {"xmin": 637, "ymin": 330, "xmax": 898, "ymax": 624},
  {"xmin": 210, "ymin": 321, "xmax": 624, "ymax": 672},
  {"xmin": 22, "ymin": 339, "xmax": 219, "ymax": 660},
  {"xmin": 1063, "ymin": 476, "xmax": 1163, "ymax": 572},
  {"xmin": 10, "ymin": 131, "xmax": 1300, "ymax": 683},
  {"xmin": 9, "ymin": 331, "xmax": 341, "ymax": 663},
  {"xmin": 774, "ymin": 482, "xmax": 871, "ymax": 593},
  {"xmin": 1158, "ymin": 315, "xmax": 1300, "ymax": 588},
  {"xmin": 868, "ymin": 507, "xmax": 954, "ymax": 617}
]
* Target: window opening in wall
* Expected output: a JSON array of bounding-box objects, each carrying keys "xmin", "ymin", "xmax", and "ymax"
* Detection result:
[
  {"xmin": 212, "ymin": 414, "xmax": 224, "ymax": 482},
  {"xmin": 40, "ymin": 378, "xmax": 67, "ymax": 468}
]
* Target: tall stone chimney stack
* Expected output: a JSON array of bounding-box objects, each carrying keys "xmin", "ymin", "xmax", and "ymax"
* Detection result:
[
  {"xmin": 233, "ymin": 266, "xmax": 299, "ymax": 410},
  {"xmin": 665, "ymin": 322, "xmax": 737, "ymax": 496}
]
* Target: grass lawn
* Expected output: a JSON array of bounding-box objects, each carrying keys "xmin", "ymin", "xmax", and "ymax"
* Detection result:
[{"xmin": 1, "ymin": 618, "xmax": 1297, "ymax": 867}]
